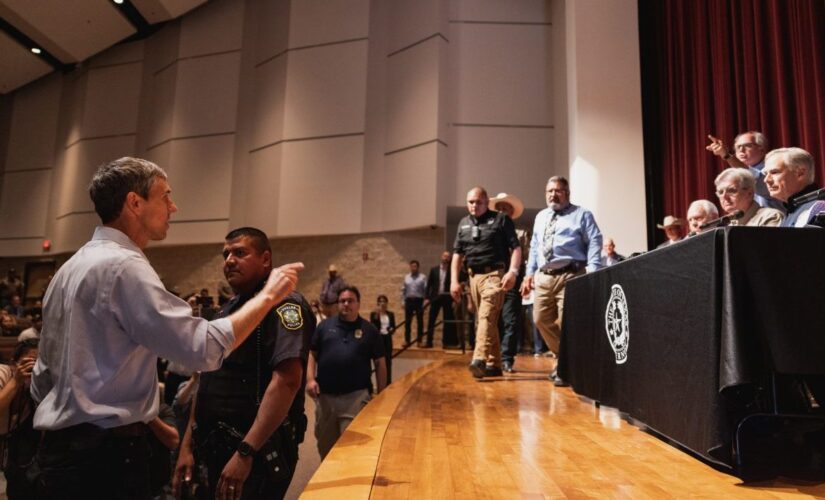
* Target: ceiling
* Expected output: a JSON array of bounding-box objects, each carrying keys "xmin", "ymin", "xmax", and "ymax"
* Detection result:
[{"xmin": 0, "ymin": 0, "xmax": 208, "ymax": 94}]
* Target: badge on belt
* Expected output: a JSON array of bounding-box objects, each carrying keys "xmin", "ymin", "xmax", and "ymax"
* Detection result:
[
  {"xmin": 354, "ymin": 328, "xmax": 363, "ymax": 339},
  {"xmin": 276, "ymin": 303, "xmax": 304, "ymax": 330}
]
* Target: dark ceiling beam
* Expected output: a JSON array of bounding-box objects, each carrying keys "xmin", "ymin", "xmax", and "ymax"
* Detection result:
[{"xmin": 0, "ymin": 16, "xmax": 73, "ymax": 72}]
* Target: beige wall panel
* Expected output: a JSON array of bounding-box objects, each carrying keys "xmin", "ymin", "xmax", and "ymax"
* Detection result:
[
  {"xmin": 132, "ymin": 0, "xmax": 208, "ymax": 24},
  {"xmin": 249, "ymin": 56, "xmax": 287, "ymax": 151},
  {"xmin": 178, "ymin": 0, "xmax": 244, "ymax": 58},
  {"xmin": 172, "ymin": 53, "xmax": 241, "ymax": 138},
  {"xmin": 282, "ymin": 42, "xmax": 367, "ymax": 139},
  {"xmin": 452, "ymin": 126, "xmax": 554, "ymax": 208},
  {"xmin": 287, "ymin": 0, "xmax": 369, "ymax": 48},
  {"xmin": 383, "ymin": 144, "xmax": 439, "ymax": 230},
  {"xmin": 0, "ymin": 238, "xmax": 46, "ymax": 257},
  {"xmin": 384, "ymin": 38, "xmax": 441, "ymax": 153},
  {"xmin": 451, "ymin": 0, "xmax": 550, "ymax": 23},
  {"xmin": 387, "ymin": 0, "xmax": 447, "ymax": 54},
  {"xmin": 89, "ymin": 40, "xmax": 144, "ymax": 69},
  {"xmin": 143, "ymin": 64, "xmax": 178, "ymax": 150},
  {"xmin": 243, "ymin": 145, "xmax": 282, "ymax": 235},
  {"xmin": 0, "ymin": 169, "xmax": 51, "ymax": 237},
  {"xmin": 50, "ymin": 212, "xmax": 99, "ymax": 255},
  {"xmin": 565, "ymin": 0, "xmax": 646, "ymax": 254},
  {"xmin": 452, "ymin": 23, "xmax": 552, "ymax": 125},
  {"xmin": 144, "ymin": 23, "xmax": 181, "ymax": 75},
  {"xmin": 0, "ymin": 31, "xmax": 53, "ymax": 94},
  {"xmin": 81, "ymin": 63, "xmax": 143, "ymax": 139},
  {"xmin": 156, "ymin": 220, "xmax": 229, "ymax": 246},
  {"xmin": 162, "ymin": 135, "xmax": 234, "ymax": 222},
  {"xmin": 277, "ymin": 136, "xmax": 363, "ymax": 235},
  {"xmin": 5, "ymin": 74, "xmax": 61, "ymax": 172},
  {"xmin": 54, "ymin": 136, "xmax": 137, "ymax": 218},
  {"xmin": 252, "ymin": 0, "xmax": 290, "ymax": 64}
]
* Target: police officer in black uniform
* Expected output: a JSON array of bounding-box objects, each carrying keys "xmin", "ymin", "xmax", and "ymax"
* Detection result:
[
  {"xmin": 173, "ymin": 227, "xmax": 315, "ymax": 500},
  {"xmin": 450, "ymin": 187, "xmax": 521, "ymax": 379}
]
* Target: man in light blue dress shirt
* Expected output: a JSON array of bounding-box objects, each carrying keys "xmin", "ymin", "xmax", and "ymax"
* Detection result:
[
  {"xmin": 31, "ymin": 157, "xmax": 303, "ymax": 499},
  {"xmin": 706, "ymin": 131, "xmax": 784, "ymax": 211},
  {"xmin": 521, "ymin": 176, "xmax": 602, "ymax": 386}
]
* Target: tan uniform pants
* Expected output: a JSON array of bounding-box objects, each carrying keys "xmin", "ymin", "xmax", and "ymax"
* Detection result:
[
  {"xmin": 469, "ymin": 270, "xmax": 505, "ymax": 367},
  {"xmin": 315, "ymin": 389, "xmax": 371, "ymax": 459},
  {"xmin": 532, "ymin": 269, "xmax": 584, "ymax": 355}
]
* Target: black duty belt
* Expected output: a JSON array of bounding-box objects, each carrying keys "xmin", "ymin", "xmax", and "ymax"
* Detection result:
[
  {"xmin": 467, "ymin": 263, "xmax": 506, "ymax": 276},
  {"xmin": 540, "ymin": 261, "xmax": 585, "ymax": 276}
]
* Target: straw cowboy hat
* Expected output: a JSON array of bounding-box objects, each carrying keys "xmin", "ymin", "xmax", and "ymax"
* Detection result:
[
  {"xmin": 490, "ymin": 192, "xmax": 525, "ymax": 220},
  {"xmin": 657, "ymin": 215, "xmax": 685, "ymax": 229}
]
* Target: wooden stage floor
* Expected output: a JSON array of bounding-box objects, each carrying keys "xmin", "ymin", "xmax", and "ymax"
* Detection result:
[{"xmin": 302, "ymin": 355, "xmax": 825, "ymax": 499}]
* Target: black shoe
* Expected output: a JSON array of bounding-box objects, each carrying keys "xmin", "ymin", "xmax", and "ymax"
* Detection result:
[
  {"xmin": 484, "ymin": 366, "xmax": 503, "ymax": 377},
  {"xmin": 548, "ymin": 370, "xmax": 569, "ymax": 387},
  {"xmin": 502, "ymin": 361, "xmax": 515, "ymax": 373},
  {"xmin": 469, "ymin": 360, "xmax": 486, "ymax": 379}
]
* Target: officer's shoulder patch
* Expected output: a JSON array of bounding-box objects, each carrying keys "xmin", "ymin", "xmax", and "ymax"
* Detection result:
[{"xmin": 275, "ymin": 302, "xmax": 303, "ymax": 331}]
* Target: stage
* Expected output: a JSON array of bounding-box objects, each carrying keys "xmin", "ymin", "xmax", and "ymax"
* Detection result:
[{"xmin": 302, "ymin": 354, "xmax": 825, "ymax": 499}]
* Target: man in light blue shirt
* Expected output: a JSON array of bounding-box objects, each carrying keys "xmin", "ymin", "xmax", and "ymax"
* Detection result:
[
  {"xmin": 521, "ymin": 176, "xmax": 602, "ymax": 386},
  {"xmin": 31, "ymin": 157, "xmax": 303, "ymax": 499}
]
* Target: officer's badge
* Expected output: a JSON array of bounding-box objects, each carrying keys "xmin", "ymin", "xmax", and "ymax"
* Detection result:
[
  {"xmin": 354, "ymin": 328, "xmax": 363, "ymax": 339},
  {"xmin": 276, "ymin": 303, "xmax": 303, "ymax": 331}
]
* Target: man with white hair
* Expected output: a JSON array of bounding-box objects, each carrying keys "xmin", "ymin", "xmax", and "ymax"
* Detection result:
[
  {"xmin": 706, "ymin": 130, "xmax": 783, "ymax": 210},
  {"xmin": 763, "ymin": 147, "xmax": 823, "ymax": 227},
  {"xmin": 686, "ymin": 200, "xmax": 719, "ymax": 235},
  {"xmin": 714, "ymin": 168, "xmax": 784, "ymax": 227}
]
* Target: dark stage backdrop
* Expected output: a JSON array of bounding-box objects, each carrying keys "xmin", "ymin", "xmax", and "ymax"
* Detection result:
[{"xmin": 638, "ymin": 0, "xmax": 825, "ymax": 248}]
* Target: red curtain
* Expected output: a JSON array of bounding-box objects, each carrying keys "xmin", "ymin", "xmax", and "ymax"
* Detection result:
[{"xmin": 639, "ymin": 0, "xmax": 825, "ymax": 246}]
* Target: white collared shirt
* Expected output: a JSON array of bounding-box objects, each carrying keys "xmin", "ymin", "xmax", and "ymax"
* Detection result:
[{"xmin": 31, "ymin": 226, "xmax": 234, "ymax": 430}]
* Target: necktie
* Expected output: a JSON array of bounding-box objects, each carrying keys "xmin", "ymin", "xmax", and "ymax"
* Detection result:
[{"xmin": 543, "ymin": 211, "xmax": 559, "ymax": 261}]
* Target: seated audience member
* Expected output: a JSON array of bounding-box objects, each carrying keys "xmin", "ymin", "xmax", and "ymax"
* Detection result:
[
  {"xmin": 656, "ymin": 216, "xmax": 684, "ymax": 248},
  {"xmin": 687, "ymin": 200, "xmax": 719, "ymax": 235},
  {"xmin": 715, "ymin": 168, "xmax": 784, "ymax": 227},
  {"xmin": 370, "ymin": 295, "xmax": 396, "ymax": 384},
  {"xmin": 763, "ymin": 147, "xmax": 824, "ymax": 227},
  {"xmin": 0, "ymin": 269, "xmax": 23, "ymax": 309},
  {"xmin": 706, "ymin": 130, "xmax": 783, "ymax": 210},
  {"xmin": 4, "ymin": 295, "xmax": 25, "ymax": 318},
  {"xmin": 17, "ymin": 314, "xmax": 41, "ymax": 342},
  {"xmin": 1, "ymin": 310, "xmax": 19, "ymax": 337},
  {"xmin": 0, "ymin": 339, "xmax": 40, "ymax": 499},
  {"xmin": 601, "ymin": 238, "xmax": 625, "ymax": 266}
]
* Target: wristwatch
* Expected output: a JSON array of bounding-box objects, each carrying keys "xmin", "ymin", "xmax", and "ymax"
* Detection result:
[{"xmin": 237, "ymin": 441, "xmax": 255, "ymax": 457}]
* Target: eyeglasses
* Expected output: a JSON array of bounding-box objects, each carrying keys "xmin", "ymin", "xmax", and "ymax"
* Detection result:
[
  {"xmin": 715, "ymin": 186, "xmax": 742, "ymax": 197},
  {"xmin": 734, "ymin": 142, "xmax": 759, "ymax": 151}
]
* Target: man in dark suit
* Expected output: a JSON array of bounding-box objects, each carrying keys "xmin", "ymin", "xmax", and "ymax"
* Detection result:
[{"xmin": 425, "ymin": 251, "xmax": 456, "ymax": 348}]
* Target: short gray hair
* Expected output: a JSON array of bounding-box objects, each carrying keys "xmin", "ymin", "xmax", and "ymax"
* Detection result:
[
  {"xmin": 715, "ymin": 167, "xmax": 756, "ymax": 192},
  {"xmin": 765, "ymin": 147, "xmax": 816, "ymax": 185},
  {"xmin": 89, "ymin": 157, "xmax": 167, "ymax": 223},
  {"xmin": 547, "ymin": 176, "xmax": 569, "ymax": 189},
  {"xmin": 688, "ymin": 199, "xmax": 719, "ymax": 219}
]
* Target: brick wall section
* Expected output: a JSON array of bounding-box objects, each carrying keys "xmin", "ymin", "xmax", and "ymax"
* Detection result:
[{"xmin": 2, "ymin": 227, "xmax": 450, "ymax": 343}]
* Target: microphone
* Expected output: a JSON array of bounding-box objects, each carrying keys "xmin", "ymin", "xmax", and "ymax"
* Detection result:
[
  {"xmin": 789, "ymin": 187, "xmax": 825, "ymax": 209},
  {"xmin": 699, "ymin": 209, "xmax": 745, "ymax": 230}
]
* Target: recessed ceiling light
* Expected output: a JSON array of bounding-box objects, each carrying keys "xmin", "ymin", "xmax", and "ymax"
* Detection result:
[
  {"xmin": 113, "ymin": 0, "xmax": 124, "ymax": 4},
  {"xmin": 31, "ymin": 47, "xmax": 41, "ymax": 54}
]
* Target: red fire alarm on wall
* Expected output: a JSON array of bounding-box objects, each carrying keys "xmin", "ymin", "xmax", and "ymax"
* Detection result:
[{"xmin": 42, "ymin": 239, "xmax": 51, "ymax": 252}]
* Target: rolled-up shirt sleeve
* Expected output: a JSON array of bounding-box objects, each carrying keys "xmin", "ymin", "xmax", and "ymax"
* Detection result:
[{"xmin": 110, "ymin": 256, "xmax": 235, "ymax": 372}]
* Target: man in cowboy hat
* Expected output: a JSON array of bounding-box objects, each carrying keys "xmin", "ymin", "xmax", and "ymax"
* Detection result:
[
  {"xmin": 319, "ymin": 264, "xmax": 347, "ymax": 318},
  {"xmin": 491, "ymin": 192, "xmax": 529, "ymax": 373},
  {"xmin": 656, "ymin": 215, "xmax": 684, "ymax": 248}
]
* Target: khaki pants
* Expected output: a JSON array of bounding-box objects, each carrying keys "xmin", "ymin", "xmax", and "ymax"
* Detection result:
[
  {"xmin": 469, "ymin": 270, "xmax": 505, "ymax": 367},
  {"xmin": 532, "ymin": 269, "xmax": 583, "ymax": 355},
  {"xmin": 315, "ymin": 389, "xmax": 371, "ymax": 459}
]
